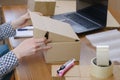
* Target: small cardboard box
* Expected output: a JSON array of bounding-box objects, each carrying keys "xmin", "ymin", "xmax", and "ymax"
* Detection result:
[
  {"xmin": 106, "ymin": 0, "xmax": 120, "ymax": 28},
  {"xmin": 30, "ymin": 12, "xmax": 80, "ymax": 63},
  {"xmin": 27, "ymin": 0, "xmax": 56, "ymax": 16}
]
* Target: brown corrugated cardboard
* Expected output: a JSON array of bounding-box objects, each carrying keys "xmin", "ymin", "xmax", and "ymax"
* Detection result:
[
  {"xmin": 30, "ymin": 12, "xmax": 80, "ymax": 63},
  {"xmin": 27, "ymin": 0, "xmax": 56, "ymax": 16},
  {"xmin": 45, "ymin": 42, "xmax": 80, "ymax": 63},
  {"xmin": 107, "ymin": 0, "xmax": 120, "ymax": 27}
]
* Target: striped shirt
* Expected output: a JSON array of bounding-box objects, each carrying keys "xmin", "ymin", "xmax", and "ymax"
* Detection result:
[{"xmin": 0, "ymin": 23, "xmax": 19, "ymax": 80}]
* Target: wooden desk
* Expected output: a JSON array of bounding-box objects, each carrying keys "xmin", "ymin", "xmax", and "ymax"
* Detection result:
[
  {"xmin": 52, "ymin": 65, "xmax": 120, "ymax": 80},
  {"xmin": 1, "ymin": 1, "xmax": 86, "ymax": 80},
  {"xmin": 2, "ymin": 0, "xmax": 76, "ymax": 23},
  {"xmin": 2, "ymin": 1, "xmax": 119, "ymax": 80}
]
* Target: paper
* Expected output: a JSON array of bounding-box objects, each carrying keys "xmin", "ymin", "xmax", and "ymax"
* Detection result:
[
  {"xmin": 86, "ymin": 29, "xmax": 120, "ymax": 62},
  {"xmin": 15, "ymin": 26, "xmax": 33, "ymax": 38},
  {"xmin": 86, "ymin": 29, "xmax": 120, "ymax": 46},
  {"xmin": 9, "ymin": 37, "xmax": 25, "ymax": 48}
]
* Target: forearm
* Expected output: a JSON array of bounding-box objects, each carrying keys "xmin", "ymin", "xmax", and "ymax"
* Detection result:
[
  {"xmin": 0, "ymin": 23, "xmax": 16, "ymax": 40},
  {"xmin": 0, "ymin": 51, "xmax": 19, "ymax": 78}
]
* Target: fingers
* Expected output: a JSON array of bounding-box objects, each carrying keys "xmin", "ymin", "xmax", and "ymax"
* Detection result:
[
  {"xmin": 27, "ymin": 10, "xmax": 43, "ymax": 16},
  {"xmin": 35, "ymin": 37, "xmax": 46, "ymax": 43},
  {"xmin": 35, "ymin": 37, "xmax": 51, "ymax": 44},
  {"xmin": 35, "ymin": 42, "xmax": 52, "ymax": 51},
  {"xmin": 33, "ymin": 12, "xmax": 43, "ymax": 16},
  {"xmin": 21, "ymin": 12, "xmax": 30, "ymax": 20},
  {"xmin": 34, "ymin": 38, "xmax": 52, "ymax": 51},
  {"xmin": 37, "ymin": 45, "xmax": 52, "ymax": 51},
  {"xmin": 44, "ymin": 39, "xmax": 52, "ymax": 44}
]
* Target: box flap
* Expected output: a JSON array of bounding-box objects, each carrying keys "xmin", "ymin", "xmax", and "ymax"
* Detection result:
[
  {"xmin": 33, "ymin": 28, "xmax": 46, "ymax": 38},
  {"xmin": 106, "ymin": 10, "xmax": 120, "ymax": 27},
  {"xmin": 49, "ymin": 32, "xmax": 79, "ymax": 42},
  {"xmin": 30, "ymin": 12, "xmax": 80, "ymax": 41}
]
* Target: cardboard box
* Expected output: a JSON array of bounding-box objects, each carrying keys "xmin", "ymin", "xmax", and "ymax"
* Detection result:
[
  {"xmin": 27, "ymin": 0, "xmax": 56, "ymax": 16},
  {"xmin": 30, "ymin": 12, "xmax": 80, "ymax": 63},
  {"xmin": 106, "ymin": 0, "xmax": 120, "ymax": 28}
]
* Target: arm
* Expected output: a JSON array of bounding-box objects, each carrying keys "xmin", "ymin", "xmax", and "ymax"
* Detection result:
[
  {"xmin": 0, "ymin": 38, "xmax": 52, "ymax": 79},
  {"xmin": 0, "ymin": 51, "xmax": 18, "ymax": 78},
  {"xmin": 0, "ymin": 12, "xmax": 51, "ymax": 79},
  {"xmin": 0, "ymin": 12, "xmax": 42, "ymax": 40},
  {"xmin": 0, "ymin": 12, "xmax": 30, "ymax": 79},
  {"xmin": 0, "ymin": 12, "xmax": 32, "ymax": 41},
  {"xmin": 0, "ymin": 23, "xmax": 16, "ymax": 40}
]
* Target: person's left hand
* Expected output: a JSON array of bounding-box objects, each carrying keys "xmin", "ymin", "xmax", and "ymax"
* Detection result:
[
  {"xmin": 12, "ymin": 37, "xmax": 52, "ymax": 59},
  {"xmin": 11, "ymin": 12, "xmax": 42, "ymax": 29}
]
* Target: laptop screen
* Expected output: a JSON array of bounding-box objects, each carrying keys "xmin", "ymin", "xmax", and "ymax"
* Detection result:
[
  {"xmin": 76, "ymin": 0, "xmax": 108, "ymax": 26},
  {"xmin": 52, "ymin": 0, "xmax": 109, "ymax": 34}
]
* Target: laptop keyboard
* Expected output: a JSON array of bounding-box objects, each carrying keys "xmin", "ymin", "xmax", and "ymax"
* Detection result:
[{"xmin": 65, "ymin": 13, "xmax": 101, "ymax": 29}]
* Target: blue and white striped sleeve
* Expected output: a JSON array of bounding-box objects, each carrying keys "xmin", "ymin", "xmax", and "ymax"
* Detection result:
[
  {"xmin": 0, "ymin": 23, "xmax": 18, "ymax": 79},
  {"xmin": 0, "ymin": 22, "xmax": 16, "ymax": 40},
  {"xmin": 0, "ymin": 51, "xmax": 19, "ymax": 79}
]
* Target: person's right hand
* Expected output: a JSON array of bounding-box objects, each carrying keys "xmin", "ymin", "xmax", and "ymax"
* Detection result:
[{"xmin": 12, "ymin": 37, "xmax": 52, "ymax": 59}]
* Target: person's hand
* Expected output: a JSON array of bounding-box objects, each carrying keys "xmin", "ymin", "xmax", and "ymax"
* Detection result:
[
  {"xmin": 11, "ymin": 12, "xmax": 42, "ymax": 29},
  {"xmin": 12, "ymin": 37, "xmax": 52, "ymax": 59}
]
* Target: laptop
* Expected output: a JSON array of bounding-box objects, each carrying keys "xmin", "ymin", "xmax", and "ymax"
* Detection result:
[{"xmin": 51, "ymin": 0, "xmax": 108, "ymax": 34}]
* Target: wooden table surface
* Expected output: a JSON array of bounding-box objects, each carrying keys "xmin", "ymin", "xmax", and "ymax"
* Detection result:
[
  {"xmin": 2, "ymin": 3, "xmax": 120, "ymax": 80},
  {"xmin": 52, "ymin": 65, "xmax": 120, "ymax": 80}
]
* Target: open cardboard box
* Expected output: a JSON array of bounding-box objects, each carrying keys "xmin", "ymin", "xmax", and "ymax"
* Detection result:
[
  {"xmin": 107, "ymin": 0, "xmax": 120, "ymax": 28},
  {"xmin": 30, "ymin": 12, "xmax": 80, "ymax": 63}
]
